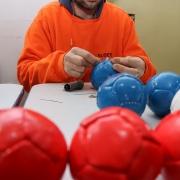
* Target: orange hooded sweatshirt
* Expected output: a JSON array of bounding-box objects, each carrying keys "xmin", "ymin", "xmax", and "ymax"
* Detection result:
[{"xmin": 17, "ymin": 1, "xmax": 156, "ymax": 92}]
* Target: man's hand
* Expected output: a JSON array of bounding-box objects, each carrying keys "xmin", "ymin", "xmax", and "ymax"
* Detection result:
[
  {"xmin": 110, "ymin": 56, "xmax": 146, "ymax": 78},
  {"xmin": 63, "ymin": 47, "xmax": 100, "ymax": 78}
]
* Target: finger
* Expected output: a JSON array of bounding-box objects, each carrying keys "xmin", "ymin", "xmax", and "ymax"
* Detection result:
[
  {"xmin": 71, "ymin": 47, "xmax": 100, "ymax": 67},
  {"xmin": 111, "ymin": 57, "xmax": 133, "ymax": 68},
  {"xmin": 110, "ymin": 57, "xmax": 122, "ymax": 64},
  {"xmin": 135, "ymin": 68, "xmax": 139, "ymax": 78},
  {"xmin": 111, "ymin": 57, "xmax": 134, "ymax": 68},
  {"xmin": 64, "ymin": 62, "xmax": 86, "ymax": 74},
  {"xmin": 71, "ymin": 63, "xmax": 86, "ymax": 73},
  {"xmin": 118, "ymin": 56, "xmax": 142, "ymax": 68},
  {"xmin": 63, "ymin": 59, "xmax": 86, "ymax": 76},
  {"xmin": 71, "ymin": 54, "xmax": 93, "ymax": 68},
  {"xmin": 68, "ymin": 69, "xmax": 84, "ymax": 79},
  {"xmin": 113, "ymin": 64, "xmax": 139, "ymax": 77}
]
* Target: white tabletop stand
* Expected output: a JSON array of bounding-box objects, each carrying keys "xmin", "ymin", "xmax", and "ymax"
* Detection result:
[
  {"xmin": 0, "ymin": 84, "xmax": 24, "ymax": 109},
  {"xmin": 24, "ymin": 83, "xmax": 163, "ymax": 180}
]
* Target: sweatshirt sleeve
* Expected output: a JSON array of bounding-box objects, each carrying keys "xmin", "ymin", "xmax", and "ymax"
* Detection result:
[
  {"xmin": 17, "ymin": 11, "xmax": 69, "ymax": 93},
  {"xmin": 122, "ymin": 18, "xmax": 156, "ymax": 84}
]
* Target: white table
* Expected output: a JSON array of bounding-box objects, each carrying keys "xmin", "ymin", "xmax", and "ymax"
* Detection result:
[
  {"xmin": 24, "ymin": 83, "xmax": 163, "ymax": 180},
  {"xmin": 0, "ymin": 84, "xmax": 24, "ymax": 109}
]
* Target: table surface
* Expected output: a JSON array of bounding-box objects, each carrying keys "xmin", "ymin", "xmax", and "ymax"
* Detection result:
[
  {"xmin": 24, "ymin": 83, "xmax": 163, "ymax": 180},
  {"xmin": 0, "ymin": 84, "xmax": 24, "ymax": 109}
]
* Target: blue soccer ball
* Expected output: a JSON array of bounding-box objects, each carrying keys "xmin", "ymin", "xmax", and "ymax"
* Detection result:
[
  {"xmin": 145, "ymin": 71, "xmax": 180, "ymax": 117},
  {"xmin": 90, "ymin": 58, "xmax": 118, "ymax": 89},
  {"xmin": 97, "ymin": 73, "xmax": 147, "ymax": 116}
]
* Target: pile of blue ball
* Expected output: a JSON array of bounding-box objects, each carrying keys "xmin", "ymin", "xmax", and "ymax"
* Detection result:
[{"xmin": 90, "ymin": 58, "xmax": 180, "ymax": 117}]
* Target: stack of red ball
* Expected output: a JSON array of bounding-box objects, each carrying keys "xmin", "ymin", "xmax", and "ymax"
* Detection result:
[{"xmin": 1, "ymin": 106, "xmax": 180, "ymax": 180}]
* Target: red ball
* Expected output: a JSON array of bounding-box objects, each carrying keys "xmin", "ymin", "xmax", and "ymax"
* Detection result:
[
  {"xmin": 155, "ymin": 110, "xmax": 180, "ymax": 180},
  {"xmin": 69, "ymin": 107, "xmax": 164, "ymax": 180},
  {"xmin": 0, "ymin": 108, "xmax": 67, "ymax": 180}
]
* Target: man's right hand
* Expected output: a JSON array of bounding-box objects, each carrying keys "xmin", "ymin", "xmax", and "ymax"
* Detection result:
[{"xmin": 63, "ymin": 47, "xmax": 100, "ymax": 78}]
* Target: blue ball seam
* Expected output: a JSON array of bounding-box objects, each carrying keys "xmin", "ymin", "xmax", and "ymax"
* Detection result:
[
  {"xmin": 148, "ymin": 89, "xmax": 175, "ymax": 102},
  {"xmin": 112, "ymin": 75, "xmax": 145, "ymax": 103}
]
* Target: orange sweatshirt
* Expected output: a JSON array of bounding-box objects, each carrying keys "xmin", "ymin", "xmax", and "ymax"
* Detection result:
[{"xmin": 17, "ymin": 1, "xmax": 156, "ymax": 92}]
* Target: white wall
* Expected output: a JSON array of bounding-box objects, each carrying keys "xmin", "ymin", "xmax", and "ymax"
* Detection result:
[{"xmin": 0, "ymin": 0, "xmax": 52, "ymax": 83}]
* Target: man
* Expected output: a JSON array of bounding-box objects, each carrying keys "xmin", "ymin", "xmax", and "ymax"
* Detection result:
[{"xmin": 17, "ymin": 0, "xmax": 156, "ymax": 92}]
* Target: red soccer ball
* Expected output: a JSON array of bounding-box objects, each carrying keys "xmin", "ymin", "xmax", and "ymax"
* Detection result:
[
  {"xmin": 69, "ymin": 107, "xmax": 164, "ymax": 180},
  {"xmin": 155, "ymin": 110, "xmax": 180, "ymax": 180},
  {"xmin": 0, "ymin": 108, "xmax": 67, "ymax": 180}
]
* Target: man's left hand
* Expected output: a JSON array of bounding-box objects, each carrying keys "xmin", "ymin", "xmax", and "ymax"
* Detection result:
[{"xmin": 110, "ymin": 56, "xmax": 146, "ymax": 78}]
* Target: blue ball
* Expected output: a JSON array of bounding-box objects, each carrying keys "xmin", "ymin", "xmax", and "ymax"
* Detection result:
[
  {"xmin": 145, "ymin": 71, "xmax": 180, "ymax": 117},
  {"xmin": 97, "ymin": 73, "xmax": 146, "ymax": 116},
  {"xmin": 90, "ymin": 58, "xmax": 118, "ymax": 89}
]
